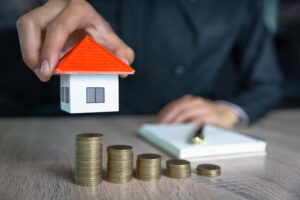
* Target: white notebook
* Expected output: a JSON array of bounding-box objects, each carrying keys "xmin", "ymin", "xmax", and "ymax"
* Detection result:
[{"xmin": 139, "ymin": 124, "xmax": 266, "ymax": 161}]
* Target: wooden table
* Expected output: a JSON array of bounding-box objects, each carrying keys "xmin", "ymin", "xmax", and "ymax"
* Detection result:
[{"xmin": 0, "ymin": 109, "xmax": 299, "ymax": 200}]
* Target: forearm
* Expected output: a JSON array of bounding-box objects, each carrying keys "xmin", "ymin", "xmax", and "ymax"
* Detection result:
[
  {"xmin": 215, "ymin": 100, "xmax": 250, "ymax": 126},
  {"xmin": 226, "ymin": 83, "xmax": 282, "ymax": 123}
]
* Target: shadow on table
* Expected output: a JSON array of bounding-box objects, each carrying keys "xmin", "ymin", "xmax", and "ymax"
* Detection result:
[{"xmin": 45, "ymin": 151, "xmax": 75, "ymax": 184}]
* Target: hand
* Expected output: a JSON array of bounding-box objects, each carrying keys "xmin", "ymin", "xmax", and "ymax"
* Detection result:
[
  {"xmin": 156, "ymin": 95, "xmax": 240, "ymax": 128},
  {"xmin": 17, "ymin": 0, "xmax": 134, "ymax": 82}
]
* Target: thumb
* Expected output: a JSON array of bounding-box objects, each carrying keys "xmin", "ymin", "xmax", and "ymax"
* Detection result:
[
  {"xmin": 92, "ymin": 33, "xmax": 135, "ymax": 66},
  {"xmin": 115, "ymin": 52, "xmax": 130, "ymax": 79},
  {"xmin": 91, "ymin": 33, "xmax": 135, "ymax": 79}
]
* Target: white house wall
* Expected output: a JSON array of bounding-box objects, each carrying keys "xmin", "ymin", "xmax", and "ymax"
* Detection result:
[
  {"xmin": 69, "ymin": 74, "xmax": 119, "ymax": 113},
  {"xmin": 60, "ymin": 74, "xmax": 71, "ymax": 112}
]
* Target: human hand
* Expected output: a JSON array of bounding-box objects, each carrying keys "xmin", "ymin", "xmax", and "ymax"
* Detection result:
[
  {"xmin": 156, "ymin": 95, "xmax": 240, "ymax": 128},
  {"xmin": 17, "ymin": 0, "xmax": 134, "ymax": 82}
]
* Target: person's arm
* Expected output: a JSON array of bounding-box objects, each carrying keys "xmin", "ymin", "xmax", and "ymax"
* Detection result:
[
  {"xmin": 224, "ymin": 2, "xmax": 283, "ymax": 123},
  {"xmin": 17, "ymin": 0, "xmax": 134, "ymax": 82},
  {"xmin": 157, "ymin": 2, "xmax": 282, "ymax": 128},
  {"xmin": 157, "ymin": 95, "xmax": 241, "ymax": 129},
  {"xmin": 215, "ymin": 100, "xmax": 249, "ymax": 126}
]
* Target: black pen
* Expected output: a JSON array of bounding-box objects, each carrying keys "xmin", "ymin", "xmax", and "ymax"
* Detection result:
[{"xmin": 192, "ymin": 125, "xmax": 204, "ymax": 144}]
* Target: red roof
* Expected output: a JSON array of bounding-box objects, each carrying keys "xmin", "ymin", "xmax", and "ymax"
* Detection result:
[{"xmin": 54, "ymin": 36, "xmax": 135, "ymax": 74}]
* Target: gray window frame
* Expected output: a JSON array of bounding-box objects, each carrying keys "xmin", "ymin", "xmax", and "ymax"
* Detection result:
[
  {"xmin": 65, "ymin": 87, "xmax": 70, "ymax": 103},
  {"xmin": 86, "ymin": 87, "xmax": 105, "ymax": 103},
  {"xmin": 61, "ymin": 87, "xmax": 65, "ymax": 102}
]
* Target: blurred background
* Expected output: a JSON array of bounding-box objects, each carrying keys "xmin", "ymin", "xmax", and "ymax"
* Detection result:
[{"xmin": 0, "ymin": 0, "xmax": 299, "ymax": 116}]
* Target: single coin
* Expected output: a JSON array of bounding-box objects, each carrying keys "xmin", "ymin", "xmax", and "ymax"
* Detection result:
[
  {"xmin": 138, "ymin": 154, "xmax": 161, "ymax": 160},
  {"xmin": 107, "ymin": 145, "xmax": 132, "ymax": 151},
  {"xmin": 76, "ymin": 133, "xmax": 103, "ymax": 140}
]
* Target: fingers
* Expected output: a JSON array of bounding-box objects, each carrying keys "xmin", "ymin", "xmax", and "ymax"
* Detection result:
[
  {"xmin": 17, "ymin": 12, "xmax": 43, "ymax": 80},
  {"xmin": 116, "ymin": 49, "xmax": 134, "ymax": 78},
  {"xmin": 72, "ymin": 1, "xmax": 135, "ymax": 66},
  {"xmin": 109, "ymin": 35, "xmax": 135, "ymax": 65},
  {"xmin": 120, "ymin": 74, "xmax": 129, "ymax": 78},
  {"xmin": 40, "ymin": 27, "xmax": 70, "ymax": 81},
  {"xmin": 17, "ymin": 0, "xmax": 68, "ymax": 81},
  {"xmin": 40, "ymin": 3, "xmax": 84, "ymax": 81},
  {"xmin": 116, "ymin": 51, "xmax": 132, "ymax": 79},
  {"xmin": 157, "ymin": 95, "xmax": 207, "ymax": 123},
  {"xmin": 86, "ymin": 19, "xmax": 135, "ymax": 66},
  {"xmin": 18, "ymin": 0, "xmax": 135, "ymax": 82},
  {"xmin": 156, "ymin": 95, "xmax": 191, "ymax": 123},
  {"xmin": 189, "ymin": 118, "xmax": 205, "ymax": 128},
  {"xmin": 172, "ymin": 106, "xmax": 209, "ymax": 124},
  {"xmin": 41, "ymin": 1, "xmax": 135, "ymax": 81},
  {"xmin": 157, "ymin": 95, "xmax": 240, "ymax": 128}
]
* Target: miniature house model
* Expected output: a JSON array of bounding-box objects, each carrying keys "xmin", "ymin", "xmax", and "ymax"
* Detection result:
[{"xmin": 54, "ymin": 36, "xmax": 135, "ymax": 113}]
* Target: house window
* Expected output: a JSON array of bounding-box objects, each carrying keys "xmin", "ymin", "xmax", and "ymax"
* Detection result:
[
  {"xmin": 61, "ymin": 87, "xmax": 65, "ymax": 102},
  {"xmin": 86, "ymin": 87, "xmax": 105, "ymax": 103},
  {"xmin": 65, "ymin": 87, "xmax": 70, "ymax": 103}
]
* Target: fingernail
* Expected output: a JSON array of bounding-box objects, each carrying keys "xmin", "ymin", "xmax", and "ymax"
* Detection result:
[
  {"xmin": 41, "ymin": 60, "xmax": 50, "ymax": 75},
  {"xmin": 124, "ymin": 59, "xmax": 129, "ymax": 65},
  {"xmin": 34, "ymin": 68, "xmax": 47, "ymax": 82},
  {"xmin": 34, "ymin": 68, "xmax": 42, "ymax": 78},
  {"xmin": 60, "ymin": 52, "xmax": 65, "ymax": 58},
  {"xmin": 121, "ymin": 58, "xmax": 129, "ymax": 65}
]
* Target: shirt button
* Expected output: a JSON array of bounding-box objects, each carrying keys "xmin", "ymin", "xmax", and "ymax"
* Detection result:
[{"xmin": 173, "ymin": 65, "xmax": 186, "ymax": 79}]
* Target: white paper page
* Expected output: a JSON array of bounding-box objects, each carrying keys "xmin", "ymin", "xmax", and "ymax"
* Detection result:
[{"xmin": 139, "ymin": 124, "xmax": 266, "ymax": 160}]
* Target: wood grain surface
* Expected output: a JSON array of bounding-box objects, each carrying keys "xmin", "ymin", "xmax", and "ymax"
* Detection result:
[{"xmin": 0, "ymin": 109, "xmax": 299, "ymax": 200}]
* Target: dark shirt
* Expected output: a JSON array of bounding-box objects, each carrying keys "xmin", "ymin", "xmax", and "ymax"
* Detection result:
[
  {"xmin": 0, "ymin": 0, "xmax": 282, "ymax": 122},
  {"xmin": 88, "ymin": 0, "xmax": 282, "ymax": 122}
]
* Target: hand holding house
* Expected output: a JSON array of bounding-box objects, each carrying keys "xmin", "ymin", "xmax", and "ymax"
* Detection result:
[{"xmin": 54, "ymin": 36, "xmax": 135, "ymax": 113}]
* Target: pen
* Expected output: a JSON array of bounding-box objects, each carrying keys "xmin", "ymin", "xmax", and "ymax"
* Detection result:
[{"xmin": 192, "ymin": 125, "xmax": 204, "ymax": 144}]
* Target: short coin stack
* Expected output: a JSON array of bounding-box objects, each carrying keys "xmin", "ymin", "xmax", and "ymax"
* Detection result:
[
  {"xmin": 75, "ymin": 133, "xmax": 103, "ymax": 186},
  {"xmin": 136, "ymin": 154, "xmax": 162, "ymax": 181},
  {"xmin": 166, "ymin": 159, "xmax": 191, "ymax": 178},
  {"xmin": 196, "ymin": 164, "xmax": 221, "ymax": 177},
  {"xmin": 107, "ymin": 145, "xmax": 133, "ymax": 183}
]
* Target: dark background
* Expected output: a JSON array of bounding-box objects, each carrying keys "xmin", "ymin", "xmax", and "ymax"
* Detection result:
[{"xmin": 0, "ymin": 0, "xmax": 299, "ymax": 116}]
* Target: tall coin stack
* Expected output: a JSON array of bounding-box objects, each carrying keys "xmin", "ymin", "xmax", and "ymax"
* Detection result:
[
  {"xmin": 107, "ymin": 145, "xmax": 133, "ymax": 183},
  {"xmin": 136, "ymin": 154, "xmax": 162, "ymax": 181},
  {"xmin": 166, "ymin": 159, "xmax": 191, "ymax": 179},
  {"xmin": 75, "ymin": 133, "xmax": 103, "ymax": 186}
]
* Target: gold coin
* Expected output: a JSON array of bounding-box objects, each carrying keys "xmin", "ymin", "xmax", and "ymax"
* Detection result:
[
  {"xmin": 106, "ymin": 145, "xmax": 133, "ymax": 184},
  {"xmin": 196, "ymin": 164, "xmax": 220, "ymax": 171},
  {"xmin": 136, "ymin": 154, "xmax": 162, "ymax": 181},
  {"xmin": 138, "ymin": 153, "xmax": 161, "ymax": 160},
  {"xmin": 166, "ymin": 159, "xmax": 191, "ymax": 179},
  {"xmin": 76, "ymin": 133, "xmax": 103, "ymax": 139},
  {"xmin": 167, "ymin": 159, "xmax": 190, "ymax": 166},
  {"xmin": 75, "ymin": 133, "xmax": 103, "ymax": 186},
  {"xmin": 196, "ymin": 164, "xmax": 221, "ymax": 177},
  {"xmin": 107, "ymin": 145, "xmax": 132, "ymax": 151}
]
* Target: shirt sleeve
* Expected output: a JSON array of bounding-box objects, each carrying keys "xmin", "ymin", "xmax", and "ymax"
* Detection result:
[
  {"xmin": 215, "ymin": 100, "xmax": 250, "ymax": 127},
  {"xmin": 224, "ymin": 2, "xmax": 283, "ymax": 123}
]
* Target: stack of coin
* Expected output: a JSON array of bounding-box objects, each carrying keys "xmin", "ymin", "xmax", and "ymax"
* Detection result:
[
  {"xmin": 136, "ymin": 154, "xmax": 162, "ymax": 181},
  {"xmin": 75, "ymin": 133, "xmax": 103, "ymax": 186},
  {"xmin": 196, "ymin": 164, "xmax": 221, "ymax": 177},
  {"xmin": 166, "ymin": 159, "xmax": 191, "ymax": 178},
  {"xmin": 107, "ymin": 145, "xmax": 133, "ymax": 183}
]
